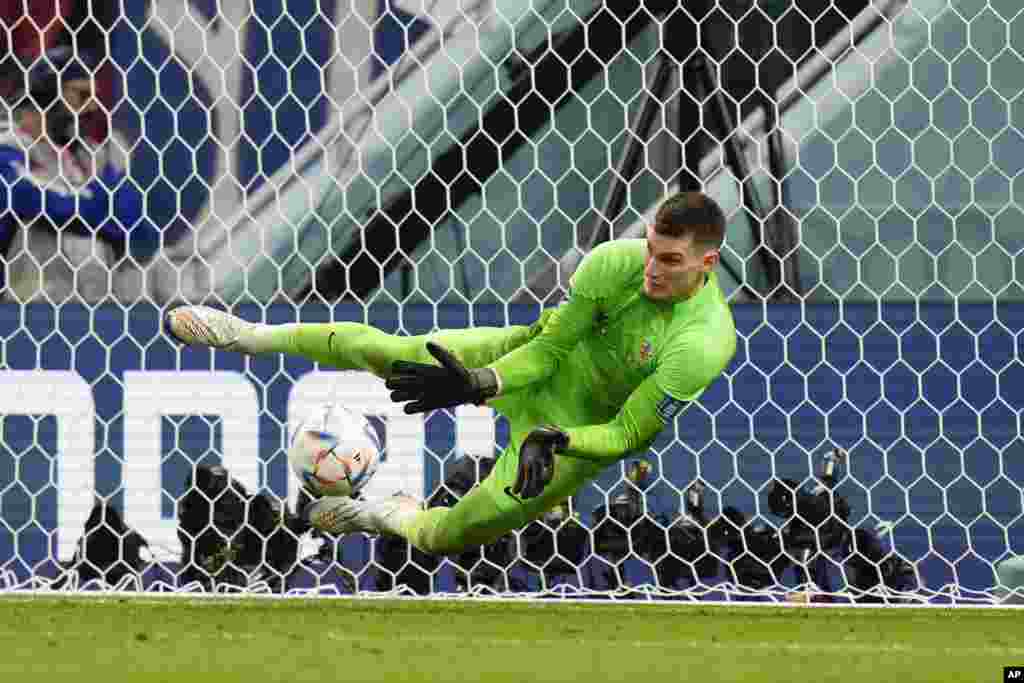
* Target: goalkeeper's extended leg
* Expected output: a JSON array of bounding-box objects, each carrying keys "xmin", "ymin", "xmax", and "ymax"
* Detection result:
[
  {"xmin": 164, "ymin": 305, "xmax": 549, "ymax": 376},
  {"xmin": 302, "ymin": 487, "xmax": 518, "ymax": 555},
  {"xmin": 303, "ymin": 438, "xmax": 604, "ymax": 556}
]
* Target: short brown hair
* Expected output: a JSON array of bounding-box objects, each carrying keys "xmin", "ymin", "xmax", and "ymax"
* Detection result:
[{"xmin": 653, "ymin": 192, "xmax": 726, "ymax": 250}]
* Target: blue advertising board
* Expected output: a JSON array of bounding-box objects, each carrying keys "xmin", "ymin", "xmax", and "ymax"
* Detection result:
[{"xmin": 1, "ymin": 302, "xmax": 1021, "ymax": 597}]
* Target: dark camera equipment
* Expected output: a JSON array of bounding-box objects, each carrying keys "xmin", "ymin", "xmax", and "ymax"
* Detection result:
[
  {"xmin": 573, "ymin": 445, "xmax": 920, "ymax": 599},
  {"xmin": 517, "ymin": 499, "xmax": 589, "ymax": 589},
  {"xmin": 288, "ymin": 487, "xmax": 361, "ymax": 594},
  {"xmin": 588, "ymin": 462, "xmax": 790, "ymax": 592},
  {"xmin": 434, "ymin": 454, "xmax": 518, "ymax": 593},
  {"xmin": 363, "ymin": 444, "xmax": 918, "ymax": 601},
  {"xmin": 590, "ymin": 460, "xmax": 667, "ymax": 587},
  {"xmin": 652, "ymin": 481, "xmax": 724, "ymax": 589},
  {"xmin": 705, "ymin": 505, "xmax": 790, "ymax": 591},
  {"xmin": 373, "ymin": 525, "xmax": 440, "ymax": 595},
  {"xmin": 766, "ymin": 448, "xmax": 852, "ymax": 592},
  {"xmin": 374, "ymin": 454, "xmax": 518, "ymax": 594},
  {"xmin": 591, "ymin": 460, "xmax": 657, "ymax": 561},
  {"xmin": 52, "ymin": 498, "xmax": 149, "ymax": 589},
  {"xmin": 840, "ymin": 526, "xmax": 918, "ymax": 602},
  {"xmin": 760, "ymin": 447, "xmax": 918, "ymax": 600},
  {"xmin": 591, "ymin": 463, "xmax": 729, "ymax": 591},
  {"xmin": 177, "ymin": 464, "xmax": 305, "ymax": 592},
  {"xmin": 375, "ymin": 453, "xmax": 595, "ymax": 594},
  {"xmin": 768, "ymin": 449, "xmax": 852, "ymax": 555}
]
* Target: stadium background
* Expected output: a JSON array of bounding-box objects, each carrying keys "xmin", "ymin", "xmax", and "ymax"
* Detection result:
[{"xmin": 1, "ymin": 0, "xmax": 1023, "ymax": 599}]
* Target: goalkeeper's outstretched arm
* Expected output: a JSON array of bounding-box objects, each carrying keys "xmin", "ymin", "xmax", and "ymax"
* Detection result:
[
  {"xmin": 386, "ymin": 292, "xmax": 599, "ymax": 413},
  {"xmin": 511, "ymin": 376, "xmax": 673, "ymax": 500},
  {"xmin": 561, "ymin": 338, "xmax": 728, "ymax": 465},
  {"xmin": 561, "ymin": 374, "xmax": 680, "ymax": 465},
  {"xmin": 484, "ymin": 290, "xmax": 598, "ymax": 395}
]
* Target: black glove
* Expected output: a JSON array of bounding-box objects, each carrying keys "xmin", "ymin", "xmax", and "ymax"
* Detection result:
[
  {"xmin": 386, "ymin": 341, "xmax": 500, "ymax": 414},
  {"xmin": 513, "ymin": 426, "xmax": 569, "ymax": 500}
]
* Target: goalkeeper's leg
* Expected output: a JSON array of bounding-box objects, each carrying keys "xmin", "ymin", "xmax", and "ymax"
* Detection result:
[
  {"xmin": 304, "ymin": 434, "xmax": 604, "ymax": 555},
  {"xmin": 165, "ymin": 305, "xmax": 550, "ymax": 377}
]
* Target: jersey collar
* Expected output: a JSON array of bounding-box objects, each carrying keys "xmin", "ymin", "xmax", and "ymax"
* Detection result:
[{"xmin": 671, "ymin": 272, "xmax": 715, "ymax": 315}]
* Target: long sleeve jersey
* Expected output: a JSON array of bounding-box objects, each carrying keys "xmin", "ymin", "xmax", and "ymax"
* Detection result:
[{"xmin": 489, "ymin": 239, "xmax": 737, "ymax": 464}]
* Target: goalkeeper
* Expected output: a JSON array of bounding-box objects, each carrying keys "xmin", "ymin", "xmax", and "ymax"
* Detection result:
[{"xmin": 165, "ymin": 191, "xmax": 737, "ymax": 556}]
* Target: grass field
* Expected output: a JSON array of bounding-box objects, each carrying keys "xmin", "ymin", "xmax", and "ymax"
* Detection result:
[{"xmin": 0, "ymin": 596, "xmax": 1021, "ymax": 682}]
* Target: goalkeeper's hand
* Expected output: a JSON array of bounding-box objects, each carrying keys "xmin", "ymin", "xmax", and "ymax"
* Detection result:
[
  {"xmin": 513, "ymin": 426, "xmax": 569, "ymax": 500},
  {"xmin": 386, "ymin": 341, "xmax": 500, "ymax": 414}
]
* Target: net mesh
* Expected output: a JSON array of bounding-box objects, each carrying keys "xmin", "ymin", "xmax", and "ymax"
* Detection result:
[{"xmin": 0, "ymin": 0, "xmax": 1022, "ymax": 604}]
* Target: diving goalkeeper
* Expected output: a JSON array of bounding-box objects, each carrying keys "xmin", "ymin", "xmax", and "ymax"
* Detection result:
[{"xmin": 165, "ymin": 191, "xmax": 737, "ymax": 556}]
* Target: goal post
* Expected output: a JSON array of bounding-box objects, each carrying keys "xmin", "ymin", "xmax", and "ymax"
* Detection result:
[{"xmin": 0, "ymin": 0, "xmax": 1021, "ymax": 603}]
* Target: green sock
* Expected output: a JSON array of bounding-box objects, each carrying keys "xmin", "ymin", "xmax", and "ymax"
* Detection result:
[
  {"xmin": 242, "ymin": 322, "xmax": 404, "ymax": 374},
  {"xmin": 242, "ymin": 320, "xmax": 544, "ymax": 376}
]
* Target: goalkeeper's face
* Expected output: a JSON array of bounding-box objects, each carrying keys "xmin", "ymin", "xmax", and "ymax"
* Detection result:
[{"xmin": 643, "ymin": 225, "xmax": 720, "ymax": 301}]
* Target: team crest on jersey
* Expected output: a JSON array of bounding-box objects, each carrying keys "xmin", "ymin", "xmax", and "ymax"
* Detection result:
[
  {"xmin": 657, "ymin": 394, "xmax": 688, "ymax": 422},
  {"xmin": 639, "ymin": 340, "xmax": 653, "ymax": 362}
]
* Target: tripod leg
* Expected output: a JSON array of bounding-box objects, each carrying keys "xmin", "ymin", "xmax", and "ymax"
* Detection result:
[
  {"xmin": 692, "ymin": 54, "xmax": 781, "ymax": 299},
  {"xmin": 584, "ymin": 51, "xmax": 677, "ymax": 247},
  {"xmin": 767, "ymin": 114, "xmax": 803, "ymax": 300},
  {"xmin": 681, "ymin": 56, "xmax": 757, "ymax": 300}
]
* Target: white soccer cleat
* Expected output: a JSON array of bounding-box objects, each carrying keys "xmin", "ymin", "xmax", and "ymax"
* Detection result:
[
  {"xmin": 164, "ymin": 305, "xmax": 253, "ymax": 351},
  {"xmin": 303, "ymin": 493, "xmax": 422, "ymax": 537}
]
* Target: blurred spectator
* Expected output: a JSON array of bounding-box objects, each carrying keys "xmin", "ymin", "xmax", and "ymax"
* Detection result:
[
  {"xmin": 0, "ymin": 1, "xmax": 69, "ymax": 60},
  {"xmin": 0, "ymin": 46, "xmax": 158, "ymax": 304}
]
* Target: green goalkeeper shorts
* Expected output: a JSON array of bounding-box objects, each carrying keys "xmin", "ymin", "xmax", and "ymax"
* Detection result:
[{"xmin": 472, "ymin": 390, "xmax": 606, "ymax": 528}]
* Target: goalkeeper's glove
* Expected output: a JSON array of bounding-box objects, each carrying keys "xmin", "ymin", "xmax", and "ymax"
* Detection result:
[
  {"xmin": 386, "ymin": 341, "xmax": 500, "ymax": 414},
  {"xmin": 513, "ymin": 426, "xmax": 570, "ymax": 500}
]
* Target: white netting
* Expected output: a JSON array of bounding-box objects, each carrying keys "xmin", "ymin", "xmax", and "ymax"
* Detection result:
[{"xmin": 0, "ymin": 0, "xmax": 1022, "ymax": 605}]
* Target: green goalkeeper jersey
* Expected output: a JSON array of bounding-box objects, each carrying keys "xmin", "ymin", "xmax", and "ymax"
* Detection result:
[{"xmin": 487, "ymin": 238, "xmax": 737, "ymax": 464}]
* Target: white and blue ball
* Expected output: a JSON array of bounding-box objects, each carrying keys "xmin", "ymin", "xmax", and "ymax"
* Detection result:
[{"xmin": 289, "ymin": 403, "xmax": 381, "ymax": 498}]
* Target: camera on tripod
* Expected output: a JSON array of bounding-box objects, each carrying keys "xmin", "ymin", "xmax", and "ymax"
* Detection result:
[
  {"xmin": 374, "ymin": 452, "xmax": 589, "ymax": 594},
  {"xmin": 768, "ymin": 448, "xmax": 851, "ymax": 556},
  {"xmin": 590, "ymin": 460, "xmax": 725, "ymax": 589},
  {"xmin": 763, "ymin": 448, "xmax": 918, "ymax": 601},
  {"xmin": 372, "ymin": 455, "xmax": 497, "ymax": 595},
  {"xmin": 704, "ymin": 504, "xmax": 789, "ymax": 591},
  {"xmin": 586, "ymin": 447, "xmax": 919, "ymax": 600}
]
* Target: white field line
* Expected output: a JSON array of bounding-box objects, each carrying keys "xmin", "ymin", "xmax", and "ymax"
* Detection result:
[
  {"xmin": 2, "ymin": 591, "xmax": 1024, "ymax": 611},
  {"xmin": 1, "ymin": 627, "xmax": 1021, "ymax": 657}
]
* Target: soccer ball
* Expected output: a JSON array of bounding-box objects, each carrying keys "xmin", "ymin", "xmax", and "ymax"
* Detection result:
[{"xmin": 289, "ymin": 403, "xmax": 382, "ymax": 498}]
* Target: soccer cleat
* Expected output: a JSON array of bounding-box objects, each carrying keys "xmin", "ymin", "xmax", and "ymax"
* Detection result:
[
  {"xmin": 164, "ymin": 305, "xmax": 253, "ymax": 351},
  {"xmin": 303, "ymin": 493, "xmax": 422, "ymax": 537}
]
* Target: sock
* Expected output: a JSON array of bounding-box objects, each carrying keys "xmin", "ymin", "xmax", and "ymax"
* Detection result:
[
  {"xmin": 240, "ymin": 320, "xmax": 541, "ymax": 376},
  {"xmin": 240, "ymin": 322, "xmax": 396, "ymax": 372},
  {"xmin": 241, "ymin": 322, "xmax": 301, "ymax": 355}
]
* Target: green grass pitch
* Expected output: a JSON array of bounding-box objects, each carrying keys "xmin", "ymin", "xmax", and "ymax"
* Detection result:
[{"xmin": 1, "ymin": 596, "xmax": 1021, "ymax": 682}]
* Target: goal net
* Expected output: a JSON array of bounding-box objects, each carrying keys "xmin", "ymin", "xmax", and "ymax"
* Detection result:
[{"xmin": 0, "ymin": 0, "xmax": 1021, "ymax": 604}]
